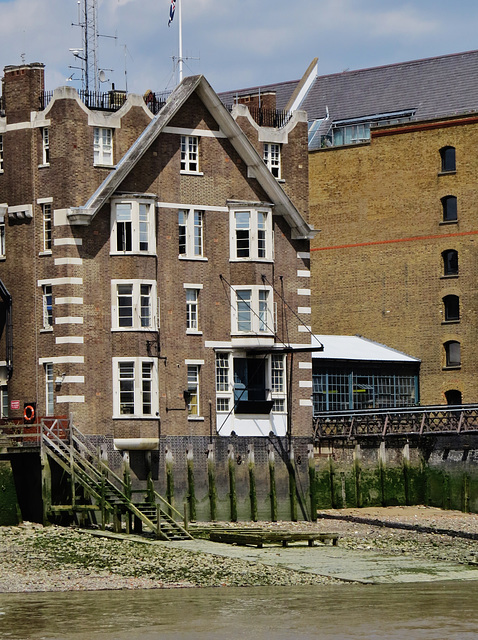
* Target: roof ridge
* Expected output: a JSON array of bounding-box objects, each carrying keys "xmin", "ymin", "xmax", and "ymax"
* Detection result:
[{"xmin": 316, "ymin": 49, "xmax": 478, "ymax": 81}]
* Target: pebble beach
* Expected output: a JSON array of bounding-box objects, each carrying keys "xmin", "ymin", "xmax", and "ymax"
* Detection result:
[{"xmin": 1, "ymin": 506, "xmax": 478, "ymax": 592}]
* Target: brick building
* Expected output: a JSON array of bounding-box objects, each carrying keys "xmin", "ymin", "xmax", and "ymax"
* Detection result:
[
  {"xmin": 0, "ymin": 62, "xmax": 317, "ymax": 447},
  {"xmin": 223, "ymin": 50, "xmax": 478, "ymax": 407}
]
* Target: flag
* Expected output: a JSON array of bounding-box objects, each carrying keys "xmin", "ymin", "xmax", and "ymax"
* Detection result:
[{"xmin": 168, "ymin": 0, "xmax": 176, "ymax": 26}]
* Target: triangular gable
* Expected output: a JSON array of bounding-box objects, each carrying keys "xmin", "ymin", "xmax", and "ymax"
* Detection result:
[{"xmin": 68, "ymin": 75, "xmax": 315, "ymax": 240}]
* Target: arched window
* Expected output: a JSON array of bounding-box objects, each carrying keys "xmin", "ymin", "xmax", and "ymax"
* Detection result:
[
  {"xmin": 444, "ymin": 340, "xmax": 461, "ymax": 367},
  {"xmin": 442, "ymin": 249, "xmax": 458, "ymax": 276},
  {"xmin": 441, "ymin": 195, "xmax": 457, "ymax": 222},
  {"xmin": 443, "ymin": 295, "xmax": 460, "ymax": 321},
  {"xmin": 440, "ymin": 146, "xmax": 456, "ymax": 172},
  {"xmin": 445, "ymin": 389, "xmax": 462, "ymax": 405}
]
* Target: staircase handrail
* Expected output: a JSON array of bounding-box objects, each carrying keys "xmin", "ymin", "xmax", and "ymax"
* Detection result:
[{"xmin": 70, "ymin": 425, "xmax": 126, "ymax": 492}]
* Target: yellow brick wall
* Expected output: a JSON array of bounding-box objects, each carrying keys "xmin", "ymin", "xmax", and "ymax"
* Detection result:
[{"xmin": 309, "ymin": 117, "xmax": 478, "ymax": 405}]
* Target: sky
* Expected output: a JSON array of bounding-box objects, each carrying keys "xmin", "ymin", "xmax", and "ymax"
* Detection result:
[{"xmin": 0, "ymin": 0, "xmax": 478, "ymax": 96}]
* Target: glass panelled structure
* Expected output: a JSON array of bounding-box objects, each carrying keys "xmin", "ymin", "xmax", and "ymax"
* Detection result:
[{"xmin": 313, "ymin": 363, "xmax": 419, "ymax": 415}]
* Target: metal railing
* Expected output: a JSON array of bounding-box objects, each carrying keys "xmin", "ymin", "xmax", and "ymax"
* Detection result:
[
  {"xmin": 225, "ymin": 104, "xmax": 292, "ymax": 128},
  {"xmin": 314, "ymin": 404, "xmax": 478, "ymax": 440},
  {"xmin": 39, "ymin": 89, "xmax": 170, "ymax": 115}
]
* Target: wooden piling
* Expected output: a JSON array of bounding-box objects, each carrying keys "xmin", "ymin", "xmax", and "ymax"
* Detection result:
[
  {"xmin": 228, "ymin": 445, "xmax": 237, "ymax": 522},
  {"xmin": 186, "ymin": 448, "xmax": 196, "ymax": 522},
  {"xmin": 248, "ymin": 444, "xmax": 258, "ymax": 522},
  {"xmin": 268, "ymin": 445, "xmax": 277, "ymax": 522},
  {"xmin": 207, "ymin": 444, "xmax": 217, "ymax": 521}
]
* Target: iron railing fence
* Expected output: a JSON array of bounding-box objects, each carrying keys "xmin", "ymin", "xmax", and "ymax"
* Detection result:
[
  {"xmin": 224, "ymin": 103, "xmax": 292, "ymax": 128},
  {"xmin": 314, "ymin": 404, "xmax": 478, "ymax": 440},
  {"xmin": 39, "ymin": 90, "xmax": 171, "ymax": 114}
]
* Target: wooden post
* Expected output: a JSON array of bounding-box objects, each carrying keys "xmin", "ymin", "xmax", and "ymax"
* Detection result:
[
  {"xmin": 156, "ymin": 505, "xmax": 161, "ymax": 537},
  {"xmin": 268, "ymin": 445, "xmax": 277, "ymax": 522},
  {"xmin": 207, "ymin": 444, "xmax": 217, "ymax": 521},
  {"xmin": 289, "ymin": 446, "xmax": 297, "ymax": 522},
  {"xmin": 186, "ymin": 447, "xmax": 196, "ymax": 522},
  {"xmin": 228, "ymin": 445, "xmax": 237, "ymax": 522},
  {"xmin": 248, "ymin": 444, "xmax": 258, "ymax": 522},
  {"xmin": 165, "ymin": 447, "xmax": 174, "ymax": 517},
  {"xmin": 308, "ymin": 444, "xmax": 316, "ymax": 521},
  {"xmin": 354, "ymin": 444, "xmax": 362, "ymax": 508},
  {"xmin": 40, "ymin": 449, "xmax": 52, "ymax": 526},
  {"xmin": 183, "ymin": 501, "xmax": 189, "ymax": 531},
  {"xmin": 113, "ymin": 505, "xmax": 121, "ymax": 533}
]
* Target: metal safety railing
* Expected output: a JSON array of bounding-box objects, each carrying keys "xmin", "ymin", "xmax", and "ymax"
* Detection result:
[{"xmin": 313, "ymin": 404, "xmax": 478, "ymax": 440}]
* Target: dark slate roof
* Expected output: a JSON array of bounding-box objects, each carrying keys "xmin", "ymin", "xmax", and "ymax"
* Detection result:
[
  {"xmin": 303, "ymin": 50, "xmax": 478, "ymax": 123},
  {"xmin": 222, "ymin": 50, "xmax": 478, "ymax": 125},
  {"xmin": 218, "ymin": 79, "xmax": 299, "ymax": 111}
]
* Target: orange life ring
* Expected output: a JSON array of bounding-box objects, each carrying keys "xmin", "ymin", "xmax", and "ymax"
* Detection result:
[{"xmin": 23, "ymin": 405, "xmax": 35, "ymax": 422}]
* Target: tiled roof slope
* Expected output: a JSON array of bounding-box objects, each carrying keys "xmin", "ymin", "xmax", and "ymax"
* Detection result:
[
  {"xmin": 222, "ymin": 50, "xmax": 478, "ymax": 123},
  {"xmin": 303, "ymin": 50, "xmax": 478, "ymax": 123},
  {"xmin": 218, "ymin": 79, "xmax": 299, "ymax": 111}
]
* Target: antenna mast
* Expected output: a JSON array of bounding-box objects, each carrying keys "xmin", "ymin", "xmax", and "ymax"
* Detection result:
[{"xmin": 72, "ymin": 0, "xmax": 115, "ymax": 93}]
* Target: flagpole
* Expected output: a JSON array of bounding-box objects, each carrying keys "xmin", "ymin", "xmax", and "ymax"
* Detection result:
[{"xmin": 178, "ymin": 0, "xmax": 183, "ymax": 83}]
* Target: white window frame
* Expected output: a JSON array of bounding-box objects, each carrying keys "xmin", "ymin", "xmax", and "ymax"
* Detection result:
[
  {"xmin": 45, "ymin": 362, "xmax": 54, "ymax": 416},
  {"xmin": 178, "ymin": 209, "xmax": 204, "ymax": 258},
  {"xmin": 110, "ymin": 198, "xmax": 156, "ymax": 255},
  {"xmin": 180, "ymin": 135, "xmax": 199, "ymax": 173},
  {"xmin": 0, "ymin": 218, "xmax": 5, "ymax": 258},
  {"xmin": 187, "ymin": 364, "xmax": 201, "ymax": 418},
  {"xmin": 42, "ymin": 203, "xmax": 52, "ymax": 252},
  {"xmin": 215, "ymin": 352, "xmax": 286, "ymax": 414},
  {"xmin": 185, "ymin": 287, "xmax": 201, "ymax": 333},
  {"xmin": 231, "ymin": 285, "xmax": 274, "ymax": 335},
  {"xmin": 263, "ymin": 143, "xmax": 281, "ymax": 178},
  {"xmin": 113, "ymin": 357, "xmax": 159, "ymax": 418},
  {"xmin": 229, "ymin": 206, "xmax": 273, "ymax": 261},
  {"xmin": 41, "ymin": 127, "xmax": 50, "ymax": 165},
  {"xmin": 111, "ymin": 280, "xmax": 158, "ymax": 331},
  {"xmin": 0, "ymin": 134, "xmax": 3, "ymax": 173},
  {"xmin": 42, "ymin": 284, "xmax": 53, "ymax": 330},
  {"xmin": 94, "ymin": 127, "xmax": 113, "ymax": 165},
  {"xmin": 0, "ymin": 385, "xmax": 8, "ymax": 418}
]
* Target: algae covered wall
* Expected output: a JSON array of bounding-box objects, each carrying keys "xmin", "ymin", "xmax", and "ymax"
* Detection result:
[
  {"xmin": 0, "ymin": 460, "xmax": 21, "ymax": 525},
  {"xmin": 4, "ymin": 435, "xmax": 478, "ymax": 526}
]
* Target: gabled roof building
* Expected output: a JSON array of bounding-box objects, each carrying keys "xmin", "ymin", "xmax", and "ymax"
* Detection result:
[{"xmin": 0, "ymin": 62, "xmax": 317, "ymax": 448}]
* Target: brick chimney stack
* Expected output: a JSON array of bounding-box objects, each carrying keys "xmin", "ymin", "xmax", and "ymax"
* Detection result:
[{"xmin": 2, "ymin": 63, "xmax": 45, "ymax": 124}]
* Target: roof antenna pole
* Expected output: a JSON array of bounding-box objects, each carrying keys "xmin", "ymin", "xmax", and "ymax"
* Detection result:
[{"xmin": 178, "ymin": 0, "xmax": 183, "ymax": 83}]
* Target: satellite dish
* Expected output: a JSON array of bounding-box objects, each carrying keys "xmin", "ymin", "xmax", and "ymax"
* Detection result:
[{"xmin": 99, "ymin": 70, "xmax": 107, "ymax": 83}]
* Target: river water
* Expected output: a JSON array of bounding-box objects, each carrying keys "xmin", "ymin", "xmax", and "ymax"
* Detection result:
[{"xmin": 1, "ymin": 581, "xmax": 477, "ymax": 639}]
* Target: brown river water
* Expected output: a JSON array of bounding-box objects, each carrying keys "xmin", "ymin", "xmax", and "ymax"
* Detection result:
[{"xmin": 1, "ymin": 581, "xmax": 477, "ymax": 639}]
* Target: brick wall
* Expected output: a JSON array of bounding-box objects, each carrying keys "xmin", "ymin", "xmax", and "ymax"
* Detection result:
[{"xmin": 309, "ymin": 116, "xmax": 478, "ymax": 405}]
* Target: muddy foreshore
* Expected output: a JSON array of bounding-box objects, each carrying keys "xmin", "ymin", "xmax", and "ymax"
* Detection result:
[{"xmin": 1, "ymin": 506, "xmax": 478, "ymax": 592}]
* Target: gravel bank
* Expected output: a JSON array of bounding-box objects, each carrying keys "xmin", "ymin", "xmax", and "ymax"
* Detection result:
[
  {"xmin": 0, "ymin": 523, "xmax": 335, "ymax": 593},
  {"xmin": 2, "ymin": 507, "xmax": 478, "ymax": 592}
]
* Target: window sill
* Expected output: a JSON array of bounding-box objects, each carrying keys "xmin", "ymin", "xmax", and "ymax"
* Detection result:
[
  {"xmin": 38, "ymin": 163, "xmax": 50, "ymax": 169},
  {"xmin": 442, "ymin": 320, "xmax": 460, "ymax": 325},
  {"xmin": 94, "ymin": 163, "xmax": 115, "ymax": 169},
  {"xmin": 440, "ymin": 275, "xmax": 459, "ymax": 280},
  {"xmin": 40, "ymin": 327, "xmax": 53, "ymax": 333},
  {"xmin": 438, "ymin": 170, "xmax": 456, "ymax": 176},
  {"xmin": 113, "ymin": 415, "xmax": 159, "ymax": 420},
  {"xmin": 0, "ymin": 256, "xmax": 5, "ymax": 262},
  {"xmin": 186, "ymin": 329, "xmax": 203, "ymax": 335},
  {"xmin": 439, "ymin": 220, "xmax": 458, "ymax": 226},
  {"xmin": 276, "ymin": 178, "xmax": 285, "ymax": 183},
  {"xmin": 178, "ymin": 255, "xmax": 208, "ymax": 261},
  {"xmin": 111, "ymin": 327, "xmax": 158, "ymax": 332},
  {"xmin": 229, "ymin": 258, "xmax": 274, "ymax": 264},
  {"xmin": 110, "ymin": 251, "xmax": 157, "ymax": 257},
  {"xmin": 443, "ymin": 365, "xmax": 461, "ymax": 371},
  {"xmin": 39, "ymin": 250, "xmax": 52, "ymax": 257},
  {"xmin": 180, "ymin": 170, "xmax": 204, "ymax": 176},
  {"xmin": 187, "ymin": 416, "xmax": 204, "ymax": 421}
]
